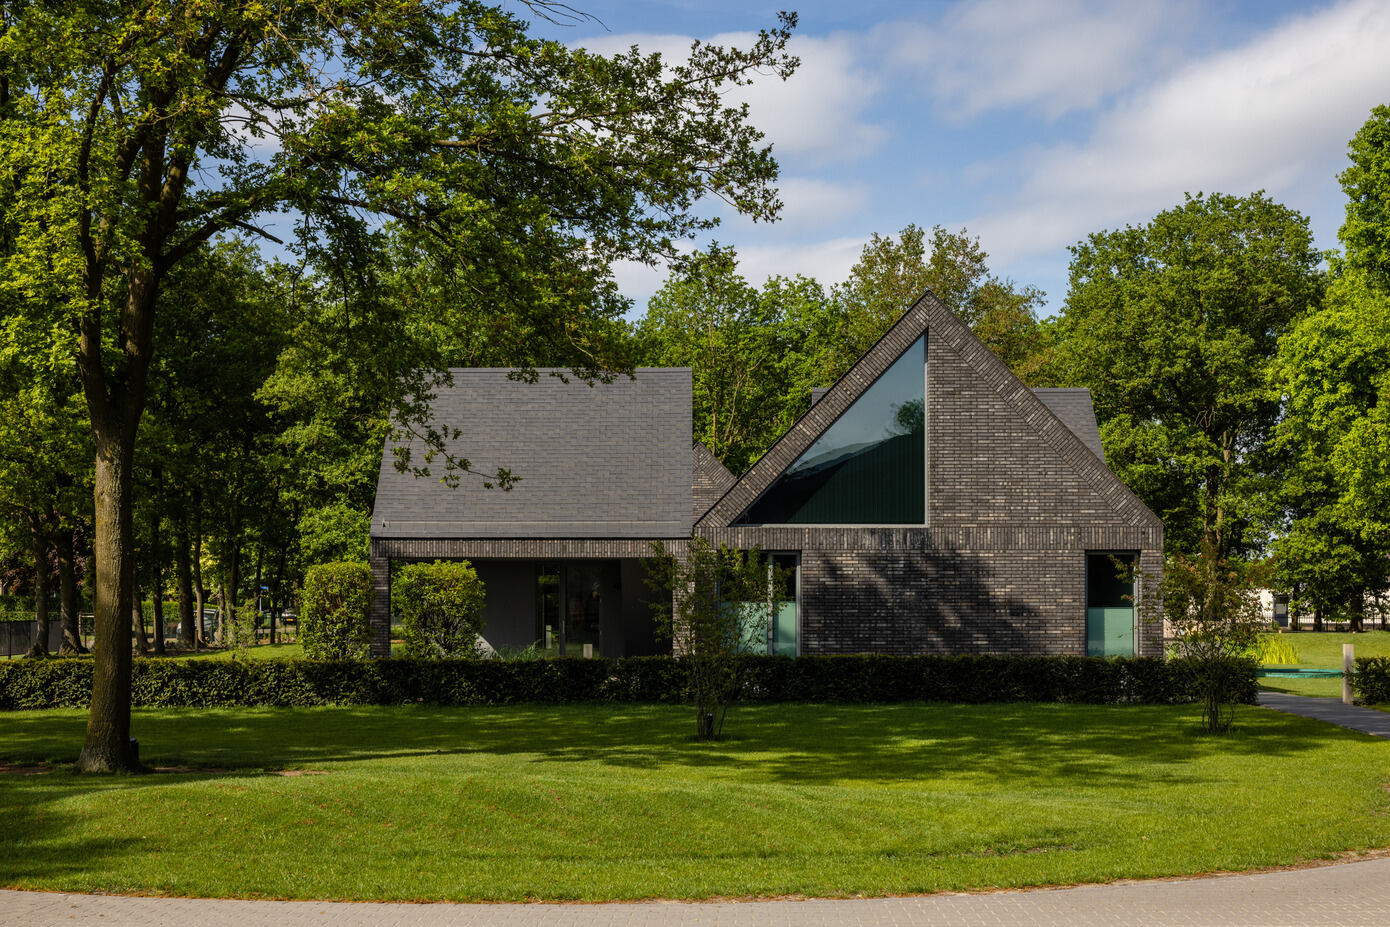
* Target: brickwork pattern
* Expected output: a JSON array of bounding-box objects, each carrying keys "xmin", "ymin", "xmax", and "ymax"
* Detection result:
[
  {"xmin": 698, "ymin": 290, "xmax": 1163, "ymax": 658},
  {"xmin": 691, "ymin": 442, "xmax": 736, "ymax": 521}
]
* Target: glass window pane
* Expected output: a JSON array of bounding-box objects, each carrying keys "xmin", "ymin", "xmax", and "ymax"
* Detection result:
[{"xmin": 739, "ymin": 336, "xmax": 925, "ymax": 524}]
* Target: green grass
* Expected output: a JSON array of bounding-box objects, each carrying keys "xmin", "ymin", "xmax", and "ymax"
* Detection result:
[
  {"xmin": 1266, "ymin": 630, "xmax": 1390, "ymax": 666},
  {"xmin": 1257, "ymin": 631, "xmax": 1390, "ymax": 696},
  {"xmin": 1, "ymin": 703, "xmax": 1387, "ymax": 902},
  {"xmin": 172, "ymin": 642, "xmax": 304, "ymax": 660}
]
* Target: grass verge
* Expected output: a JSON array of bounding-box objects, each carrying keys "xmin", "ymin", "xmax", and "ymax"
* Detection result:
[{"xmin": 1, "ymin": 703, "xmax": 1387, "ymax": 902}]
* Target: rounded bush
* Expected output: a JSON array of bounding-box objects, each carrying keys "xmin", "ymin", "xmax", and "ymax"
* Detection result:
[
  {"xmin": 299, "ymin": 562, "xmax": 374, "ymax": 661},
  {"xmin": 394, "ymin": 560, "xmax": 487, "ymax": 660}
]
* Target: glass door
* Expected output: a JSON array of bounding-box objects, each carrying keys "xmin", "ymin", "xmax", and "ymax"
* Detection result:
[{"xmin": 562, "ymin": 562, "xmax": 603, "ymax": 657}]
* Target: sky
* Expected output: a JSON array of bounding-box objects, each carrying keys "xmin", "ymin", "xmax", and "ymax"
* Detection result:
[{"xmin": 526, "ymin": 0, "xmax": 1390, "ymax": 317}]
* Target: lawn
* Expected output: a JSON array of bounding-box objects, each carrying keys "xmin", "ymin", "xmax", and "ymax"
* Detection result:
[
  {"xmin": 1, "ymin": 703, "xmax": 1387, "ymax": 902},
  {"xmin": 1258, "ymin": 631, "xmax": 1390, "ymax": 697}
]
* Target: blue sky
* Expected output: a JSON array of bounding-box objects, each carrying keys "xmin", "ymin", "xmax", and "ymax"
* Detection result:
[{"xmin": 528, "ymin": 0, "xmax": 1390, "ymax": 317}]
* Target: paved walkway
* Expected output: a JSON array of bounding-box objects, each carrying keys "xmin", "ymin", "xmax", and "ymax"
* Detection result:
[
  {"xmin": 6, "ymin": 857, "xmax": 1390, "ymax": 927},
  {"xmin": 1257, "ymin": 691, "xmax": 1390, "ymax": 737}
]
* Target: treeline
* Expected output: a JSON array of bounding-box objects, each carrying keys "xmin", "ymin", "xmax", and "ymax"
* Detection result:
[{"xmin": 0, "ymin": 233, "xmax": 635, "ymax": 656}]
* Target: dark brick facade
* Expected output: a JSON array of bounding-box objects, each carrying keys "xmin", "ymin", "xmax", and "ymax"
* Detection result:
[
  {"xmin": 369, "ymin": 289, "xmax": 1164, "ymax": 660},
  {"xmin": 696, "ymin": 290, "xmax": 1164, "ymax": 657}
]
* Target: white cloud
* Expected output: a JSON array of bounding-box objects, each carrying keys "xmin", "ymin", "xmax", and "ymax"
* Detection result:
[
  {"xmin": 573, "ymin": 31, "xmax": 885, "ymax": 163},
  {"xmin": 732, "ymin": 235, "xmax": 867, "ymax": 289},
  {"xmin": 968, "ymin": 0, "xmax": 1390, "ymax": 262},
  {"xmin": 884, "ymin": 0, "xmax": 1196, "ymax": 120},
  {"xmin": 760, "ymin": 176, "xmax": 870, "ymax": 228},
  {"xmin": 610, "ymin": 236, "xmax": 867, "ymax": 313}
]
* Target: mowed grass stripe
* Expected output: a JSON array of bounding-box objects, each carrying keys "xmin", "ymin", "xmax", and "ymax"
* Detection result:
[{"xmin": 1, "ymin": 703, "xmax": 1386, "ymax": 901}]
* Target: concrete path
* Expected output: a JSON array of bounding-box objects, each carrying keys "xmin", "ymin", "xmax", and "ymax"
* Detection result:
[
  {"xmin": 1257, "ymin": 691, "xmax": 1390, "ymax": 738},
  {"xmin": 5, "ymin": 857, "xmax": 1390, "ymax": 927}
]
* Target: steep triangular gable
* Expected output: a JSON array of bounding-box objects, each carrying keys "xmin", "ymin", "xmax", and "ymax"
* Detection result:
[{"xmin": 698, "ymin": 289, "xmax": 1161, "ymax": 531}]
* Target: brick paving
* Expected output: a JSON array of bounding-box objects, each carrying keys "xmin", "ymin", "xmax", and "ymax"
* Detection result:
[
  {"xmin": 1257, "ymin": 691, "xmax": 1390, "ymax": 738},
  {"xmin": 5, "ymin": 856, "xmax": 1390, "ymax": 927}
]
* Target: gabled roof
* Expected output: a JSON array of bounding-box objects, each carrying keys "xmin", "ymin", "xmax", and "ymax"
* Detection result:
[
  {"xmin": 692, "ymin": 443, "xmax": 736, "ymax": 521},
  {"xmin": 698, "ymin": 289, "xmax": 1160, "ymax": 530},
  {"xmin": 371, "ymin": 368, "xmax": 692, "ymax": 539},
  {"xmin": 1032, "ymin": 388, "xmax": 1106, "ymax": 463}
]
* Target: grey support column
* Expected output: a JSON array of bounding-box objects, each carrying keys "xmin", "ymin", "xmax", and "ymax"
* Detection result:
[{"xmin": 369, "ymin": 549, "xmax": 391, "ymax": 659}]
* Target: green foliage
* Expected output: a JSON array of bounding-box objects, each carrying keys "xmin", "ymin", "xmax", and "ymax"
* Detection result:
[
  {"xmin": 298, "ymin": 563, "xmax": 373, "ymax": 661},
  {"xmin": 835, "ymin": 225, "xmax": 1055, "ymax": 384},
  {"xmin": 1058, "ymin": 192, "xmax": 1323, "ymax": 557},
  {"xmin": 394, "ymin": 560, "xmax": 486, "ymax": 660},
  {"xmin": 645, "ymin": 538, "xmax": 789, "ymax": 738},
  {"xmin": 1253, "ymin": 636, "xmax": 1299, "ymax": 665},
  {"xmin": 638, "ymin": 246, "xmax": 791, "ymax": 474},
  {"xmin": 1352, "ymin": 656, "xmax": 1390, "ymax": 704},
  {"xmin": 1339, "ymin": 104, "xmax": 1390, "ymax": 288},
  {"xmin": 0, "ymin": 653, "xmax": 1253, "ymax": 710},
  {"xmin": 1157, "ymin": 547, "xmax": 1269, "ymax": 732},
  {"xmin": 1268, "ymin": 109, "xmax": 1390, "ymax": 625},
  {"xmin": 636, "ymin": 226, "xmax": 1052, "ymax": 474}
]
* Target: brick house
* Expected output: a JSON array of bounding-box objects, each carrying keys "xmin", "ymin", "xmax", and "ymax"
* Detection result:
[{"xmin": 368, "ymin": 290, "xmax": 1163, "ymax": 659}]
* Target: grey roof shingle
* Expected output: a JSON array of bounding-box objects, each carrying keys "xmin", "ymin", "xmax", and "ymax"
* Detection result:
[
  {"xmin": 371, "ymin": 369, "xmax": 693, "ymax": 539},
  {"xmin": 1031, "ymin": 388, "xmax": 1106, "ymax": 463}
]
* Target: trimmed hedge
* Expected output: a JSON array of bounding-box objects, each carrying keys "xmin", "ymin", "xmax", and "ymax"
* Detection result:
[
  {"xmin": 1354, "ymin": 656, "xmax": 1390, "ymax": 705},
  {"xmin": 0, "ymin": 654, "xmax": 1257, "ymax": 710}
]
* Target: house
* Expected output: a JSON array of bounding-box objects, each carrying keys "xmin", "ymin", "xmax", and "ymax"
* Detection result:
[{"xmin": 368, "ymin": 290, "xmax": 1164, "ymax": 659}]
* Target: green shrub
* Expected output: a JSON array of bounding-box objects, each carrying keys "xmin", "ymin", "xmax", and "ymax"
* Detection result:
[
  {"xmin": 299, "ymin": 562, "xmax": 373, "ymax": 661},
  {"xmin": 394, "ymin": 560, "xmax": 486, "ymax": 660},
  {"xmin": 0, "ymin": 653, "xmax": 1258, "ymax": 710},
  {"xmin": 1353, "ymin": 656, "xmax": 1390, "ymax": 704}
]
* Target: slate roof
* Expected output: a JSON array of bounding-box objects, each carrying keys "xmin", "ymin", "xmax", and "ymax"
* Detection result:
[
  {"xmin": 1031, "ymin": 388, "xmax": 1106, "ymax": 463},
  {"xmin": 370, "ymin": 369, "xmax": 692, "ymax": 539}
]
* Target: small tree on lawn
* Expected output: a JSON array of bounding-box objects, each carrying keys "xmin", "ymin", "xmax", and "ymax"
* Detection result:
[
  {"xmin": 646, "ymin": 537, "xmax": 787, "ymax": 740},
  {"xmin": 1159, "ymin": 545, "xmax": 1267, "ymax": 733},
  {"xmin": 299, "ymin": 563, "xmax": 374, "ymax": 661},
  {"xmin": 395, "ymin": 561, "xmax": 487, "ymax": 660}
]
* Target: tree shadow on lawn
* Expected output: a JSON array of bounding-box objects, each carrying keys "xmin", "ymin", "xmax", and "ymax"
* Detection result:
[
  {"xmin": 0, "ymin": 701, "xmax": 1361, "ymax": 790},
  {"xmin": 0, "ymin": 703, "xmax": 1376, "ymax": 896}
]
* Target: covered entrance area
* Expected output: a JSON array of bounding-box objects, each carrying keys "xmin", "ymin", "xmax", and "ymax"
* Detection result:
[{"xmin": 470, "ymin": 558, "xmax": 665, "ymax": 658}]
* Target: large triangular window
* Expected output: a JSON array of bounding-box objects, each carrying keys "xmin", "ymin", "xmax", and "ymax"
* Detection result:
[{"xmin": 738, "ymin": 336, "xmax": 925, "ymax": 524}]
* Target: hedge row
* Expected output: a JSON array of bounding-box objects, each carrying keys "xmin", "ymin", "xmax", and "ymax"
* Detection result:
[
  {"xmin": 1354, "ymin": 657, "xmax": 1390, "ymax": 705},
  {"xmin": 0, "ymin": 654, "xmax": 1258, "ymax": 710}
]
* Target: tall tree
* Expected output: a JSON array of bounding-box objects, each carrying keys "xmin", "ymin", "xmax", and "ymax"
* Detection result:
[
  {"xmin": 1339, "ymin": 104, "xmax": 1390, "ymax": 288},
  {"xmin": 638, "ymin": 245, "xmax": 789, "ymax": 474},
  {"xmin": 833, "ymin": 225, "xmax": 1053, "ymax": 383},
  {"xmin": 0, "ymin": 1, "xmax": 797, "ymax": 771},
  {"xmin": 1058, "ymin": 192, "xmax": 1323, "ymax": 557},
  {"xmin": 1271, "ymin": 107, "xmax": 1390, "ymax": 628}
]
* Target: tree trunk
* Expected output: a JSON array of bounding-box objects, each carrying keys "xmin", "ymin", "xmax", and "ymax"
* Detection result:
[
  {"xmin": 149, "ymin": 506, "xmax": 165, "ymax": 656},
  {"xmin": 216, "ymin": 580, "xmax": 226, "ymax": 645},
  {"xmin": 226, "ymin": 533, "xmax": 242, "ymax": 646},
  {"xmin": 132, "ymin": 595, "xmax": 149, "ymax": 654},
  {"xmin": 77, "ymin": 435, "xmax": 139, "ymax": 772},
  {"xmin": 55, "ymin": 527, "xmax": 85, "ymax": 655},
  {"xmin": 252, "ymin": 546, "xmax": 263, "ymax": 647},
  {"xmin": 25, "ymin": 513, "xmax": 51, "ymax": 658},
  {"xmin": 192, "ymin": 506, "xmax": 206, "ymax": 648},
  {"xmin": 174, "ymin": 507, "xmax": 195, "ymax": 648},
  {"xmin": 1313, "ymin": 604, "xmax": 1324, "ymax": 633},
  {"xmin": 269, "ymin": 537, "xmax": 289, "ymax": 646}
]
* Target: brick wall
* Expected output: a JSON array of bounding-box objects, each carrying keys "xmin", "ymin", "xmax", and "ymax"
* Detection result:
[{"xmin": 698, "ymin": 290, "xmax": 1164, "ymax": 658}]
